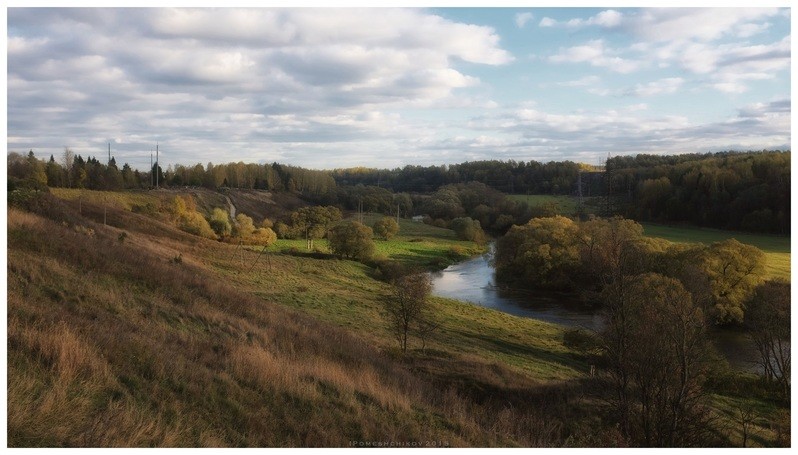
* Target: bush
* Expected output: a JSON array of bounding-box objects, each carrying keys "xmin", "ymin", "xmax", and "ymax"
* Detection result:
[
  {"xmin": 180, "ymin": 211, "xmax": 218, "ymax": 239},
  {"xmin": 450, "ymin": 217, "xmax": 487, "ymax": 245},
  {"xmin": 562, "ymin": 328, "xmax": 600, "ymax": 354},
  {"xmin": 247, "ymin": 227, "xmax": 277, "ymax": 246},
  {"xmin": 274, "ymin": 221, "xmax": 299, "ymax": 239},
  {"xmin": 232, "ymin": 213, "xmax": 256, "ymax": 239},
  {"xmin": 208, "ymin": 208, "xmax": 231, "ymax": 238},
  {"xmin": 372, "ymin": 259, "xmax": 412, "ymax": 282}
]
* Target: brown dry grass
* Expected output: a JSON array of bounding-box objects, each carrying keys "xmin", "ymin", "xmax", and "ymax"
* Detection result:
[{"xmin": 7, "ymin": 195, "xmax": 586, "ymax": 447}]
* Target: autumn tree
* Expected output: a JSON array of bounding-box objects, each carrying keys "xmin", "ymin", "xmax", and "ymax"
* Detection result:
[
  {"xmin": 495, "ymin": 215, "xmax": 580, "ymax": 289},
  {"xmin": 232, "ymin": 213, "xmax": 256, "ymax": 239},
  {"xmin": 328, "ymin": 221, "xmax": 375, "ymax": 261},
  {"xmin": 746, "ymin": 280, "xmax": 790, "ymax": 401},
  {"xmin": 701, "ymin": 239, "xmax": 766, "ymax": 324},
  {"xmin": 373, "ymin": 216, "xmax": 400, "ymax": 240},
  {"xmin": 384, "ymin": 273, "xmax": 433, "ymax": 353}
]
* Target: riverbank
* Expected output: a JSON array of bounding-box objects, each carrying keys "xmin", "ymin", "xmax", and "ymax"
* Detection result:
[{"xmin": 430, "ymin": 247, "xmax": 766, "ymax": 374}]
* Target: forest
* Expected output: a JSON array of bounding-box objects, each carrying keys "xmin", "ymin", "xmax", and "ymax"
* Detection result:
[{"xmin": 8, "ymin": 148, "xmax": 789, "ymax": 235}]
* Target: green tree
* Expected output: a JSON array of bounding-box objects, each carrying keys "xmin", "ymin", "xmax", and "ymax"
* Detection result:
[
  {"xmin": 290, "ymin": 205, "xmax": 342, "ymax": 250},
  {"xmin": 373, "ymin": 216, "xmax": 399, "ymax": 240},
  {"xmin": 328, "ymin": 221, "xmax": 375, "ymax": 261},
  {"xmin": 26, "ymin": 150, "xmax": 47, "ymax": 186},
  {"xmin": 384, "ymin": 273, "xmax": 433, "ymax": 353},
  {"xmin": 45, "ymin": 155, "xmax": 64, "ymax": 187}
]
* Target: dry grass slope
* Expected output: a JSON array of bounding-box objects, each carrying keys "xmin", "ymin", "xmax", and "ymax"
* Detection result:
[{"xmin": 7, "ymin": 195, "xmax": 587, "ymax": 447}]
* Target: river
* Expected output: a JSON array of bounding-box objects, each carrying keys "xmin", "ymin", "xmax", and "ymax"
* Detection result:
[{"xmin": 430, "ymin": 247, "xmax": 762, "ymax": 373}]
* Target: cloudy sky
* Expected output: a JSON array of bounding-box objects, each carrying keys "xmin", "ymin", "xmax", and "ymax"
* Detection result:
[{"xmin": 6, "ymin": 6, "xmax": 792, "ymax": 171}]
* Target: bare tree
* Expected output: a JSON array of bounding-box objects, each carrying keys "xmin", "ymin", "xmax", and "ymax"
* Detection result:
[
  {"xmin": 746, "ymin": 280, "xmax": 790, "ymax": 402},
  {"xmin": 385, "ymin": 273, "xmax": 433, "ymax": 353},
  {"xmin": 600, "ymin": 273, "xmax": 714, "ymax": 446},
  {"xmin": 62, "ymin": 147, "xmax": 75, "ymax": 188}
]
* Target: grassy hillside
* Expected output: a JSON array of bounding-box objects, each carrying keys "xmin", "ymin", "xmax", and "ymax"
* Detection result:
[{"xmin": 7, "ymin": 192, "xmax": 592, "ymax": 447}]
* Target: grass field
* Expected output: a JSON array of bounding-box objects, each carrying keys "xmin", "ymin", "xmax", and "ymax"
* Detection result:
[
  {"xmin": 273, "ymin": 213, "xmax": 485, "ymax": 270},
  {"xmin": 642, "ymin": 223, "xmax": 790, "ymax": 281}
]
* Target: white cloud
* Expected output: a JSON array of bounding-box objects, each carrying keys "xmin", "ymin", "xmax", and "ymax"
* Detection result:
[
  {"xmin": 538, "ymin": 17, "xmax": 556, "ymax": 27},
  {"xmin": 549, "ymin": 40, "xmax": 642, "ymax": 73},
  {"xmin": 622, "ymin": 77, "xmax": 685, "ymax": 97},
  {"xmin": 515, "ymin": 12, "xmax": 534, "ymax": 28},
  {"xmin": 554, "ymin": 75, "xmax": 601, "ymax": 87},
  {"xmin": 627, "ymin": 8, "xmax": 780, "ymax": 43},
  {"xmin": 7, "ymin": 7, "xmax": 514, "ymax": 169}
]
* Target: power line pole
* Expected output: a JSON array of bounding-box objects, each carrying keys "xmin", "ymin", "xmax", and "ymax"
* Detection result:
[{"xmin": 155, "ymin": 143, "xmax": 159, "ymax": 189}]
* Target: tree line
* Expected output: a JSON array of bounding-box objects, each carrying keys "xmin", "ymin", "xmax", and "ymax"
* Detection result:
[
  {"xmin": 9, "ymin": 148, "xmax": 790, "ymax": 236},
  {"xmin": 331, "ymin": 159, "xmax": 599, "ymax": 194},
  {"xmin": 7, "ymin": 149, "xmax": 336, "ymax": 200},
  {"xmin": 608, "ymin": 150, "xmax": 790, "ymax": 234}
]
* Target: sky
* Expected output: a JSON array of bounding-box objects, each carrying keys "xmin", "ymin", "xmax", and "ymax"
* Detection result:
[{"xmin": 5, "ymin": 5, "xmax": 792, "ymax": 171}]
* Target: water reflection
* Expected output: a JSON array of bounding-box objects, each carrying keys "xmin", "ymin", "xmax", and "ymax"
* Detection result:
[
  {"xmin": 431, "ymin": 252, "xmax": 603, "ymax": 330},
  {"xmin": 430, "ymin": 246, "xmax": 763, "ymax": 373}
]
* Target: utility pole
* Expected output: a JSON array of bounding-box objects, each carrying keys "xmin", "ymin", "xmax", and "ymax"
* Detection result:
[{"xmin": 155, "ymin": 143, "xmax": 159, "ymax": 189}]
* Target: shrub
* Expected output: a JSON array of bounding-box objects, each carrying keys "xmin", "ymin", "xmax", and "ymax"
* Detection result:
[
  {"xmin": 180, "ymin": 211, "xmax": 217, "ymax": 239},
  {"xmin": 232, "ymin": 213, "xmax": 256, "ymax": 239},
  {"xmin": 208, "ymin": 208, "xmax": 232, "ymax": 238},
  {"xmin": 248, "ymin": 227, "xmax": 277, "ymax": 247},
  {"xmin": 450, "ymin": 217, "xmax": 487, "ymax": 245}
]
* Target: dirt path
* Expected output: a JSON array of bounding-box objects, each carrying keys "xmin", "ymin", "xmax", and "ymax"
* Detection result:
[{"xmin": 223, "ymin": 194, "xmax": 236, "ymax": 219}]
